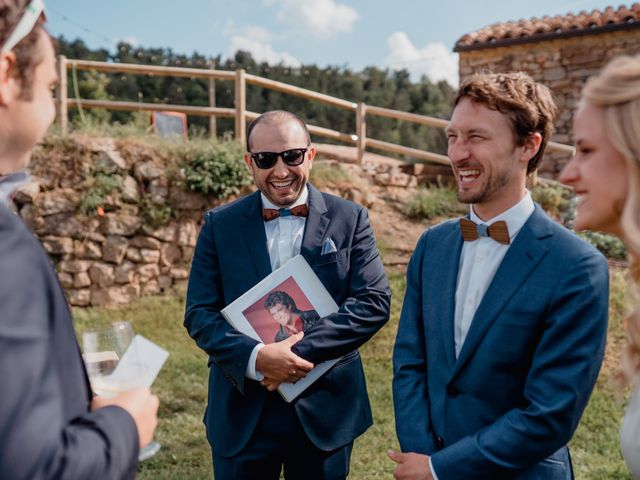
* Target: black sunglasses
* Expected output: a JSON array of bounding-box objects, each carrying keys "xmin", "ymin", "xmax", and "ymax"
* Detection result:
[{"xmin": 249, "ymin": 148, "xmax": 308, "ymax": 169}]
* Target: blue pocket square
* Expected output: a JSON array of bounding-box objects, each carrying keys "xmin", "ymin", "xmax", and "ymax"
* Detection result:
[{"xmin": 321, "ymin": 238, "xmax": 338, "ymax": 255}]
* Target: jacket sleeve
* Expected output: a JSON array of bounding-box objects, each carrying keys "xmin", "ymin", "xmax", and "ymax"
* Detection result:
[
  {"xmin": 291, "ymin": 207, "xmax": 391, "ymax": 363},
  {"xmin": 392, "ymin": 230, "xmax": 437, "ymax": 455},
  {"xmin": 430, "ymin": 251, "xmax": 609, "ymax": 478},
  {"xmin": 184, "ymin": 210, "xmax": 259, "ymax": 393},
  {"xmin": 0, "ymin": 215, "xmax": 139, "ymax": 480}
]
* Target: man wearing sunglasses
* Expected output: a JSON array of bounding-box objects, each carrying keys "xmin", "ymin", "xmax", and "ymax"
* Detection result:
[
  {"xmin": 185, "ymin": 110, "xmax": 391, "ymax": 479},
  {"xmin": 0, "ymin": 1, "xmax": 159, "ymax": 479}
]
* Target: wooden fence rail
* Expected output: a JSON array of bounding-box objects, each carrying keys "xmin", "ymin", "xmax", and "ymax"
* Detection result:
[{"xmin": 56, "ymin": 56, "xmax": 575, "ymax": 168}]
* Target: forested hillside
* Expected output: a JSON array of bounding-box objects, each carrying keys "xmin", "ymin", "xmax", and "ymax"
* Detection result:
[{"xmin": 57, "ymin": 37, "xmax": 455, "ymax": 155}]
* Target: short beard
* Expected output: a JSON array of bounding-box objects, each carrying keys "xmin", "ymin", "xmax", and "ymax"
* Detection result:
[{"xmin": 456, "ymin": 170, "xmax": 511, "ymax": 205}]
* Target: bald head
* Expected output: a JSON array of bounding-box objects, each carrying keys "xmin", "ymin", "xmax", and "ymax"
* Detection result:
[{"xmin": 246, "ymin": 110, "xmax": 311, "ymax": 152}]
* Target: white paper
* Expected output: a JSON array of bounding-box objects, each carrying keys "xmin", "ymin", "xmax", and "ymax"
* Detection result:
[{"xmin": 110, "ymin": 334, "xmax": 169, "ymax": 388}]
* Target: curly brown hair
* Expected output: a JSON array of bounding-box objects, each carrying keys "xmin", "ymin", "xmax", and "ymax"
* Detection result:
[
  {"xmin": 0, "ymin": 0, "xmax": 48, "ymax": 100},
  {"xmin": 454, "ymin": 71, "xmax": 557, "ymax": 174}
]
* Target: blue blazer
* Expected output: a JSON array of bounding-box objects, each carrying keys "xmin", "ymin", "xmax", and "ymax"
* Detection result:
[
  {"xmin": 0, "ymin": 203, "xmax": 139, "ymax": 479},
  {"xmin": 184, "ymin": 184, "xmax": 391, "ymax": 457},
  {"xmin": 393, "ymin": 206, "xmax": 609, "ymax": 479}
]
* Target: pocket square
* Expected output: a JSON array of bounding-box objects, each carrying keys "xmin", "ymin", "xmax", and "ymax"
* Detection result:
[{"xmin": 321, "ymin": 237, "xmax": 338, "ymax": 255}]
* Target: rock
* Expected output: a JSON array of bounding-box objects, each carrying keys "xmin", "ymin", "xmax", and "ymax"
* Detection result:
[
  {"xmin": 141, "ymin": 280, "xmax": 161, "ymax": 296},
  {"xmin": 115, "ymin": 261, "xmax": 138, "ymax": 284},
  {"xmin": 158, "ymin": 275, "xmax": 173, "ymax": 290},
  {"xmin": 121, "ymin": 176, "xmax": 140, "ymax": 204},
  {"xmin": 58, "ymin": 272, "xmax": 74, "ymax": 289},
  {"xmin": 138, "ymin": 264, "xmax": 160, "ymax": 283},
  {"xmin": 170, "ymin": 267, "xmax": 189, "ymax": 280},
  {"xmin": 34, "ymin": 189, "xmax": 79, "ymax": 216},
  {"xmin": 160, "ymin": 243, "xmax": 182, "ymax": 267},
  {"xmin": 41, "ymin": 236, "xmax": 74, "ymax": 255},
  {"xmin": 67, "ymin": 289, "xmax": 91, "ymax": 307},
  {"xmin": 135, "ymin": 161, "xmax": 163, "ymax": 181},
  {"xmin": 140, "ymin": 249, "xmax": 160, "ymax": 264},
  {"xmin": 177, "ymin": 222, "xmax": 198, "ymax": 247},
  {"xmin": 102, "ymin": 235, "xmax": 129, "ymax": 264},
  {"xmin": 12, "ymin": 179, "xmax": 40, "ymax": 205},
  {"xmin": 126, "ymin": 247, "xmax": 142, "ymax": 263},
  {"xmin": 41, "ymin": 212, "xmax": 88, "ymax": 239},
  {"xmin": 91, "ymin": 284, "xmax": 140, "ymax": 306},
  {"xmin": 74, "ymin": 240, "xmax": 102, "ymax": 260},
  {"xmin": 59, "ymin": 260, "xmax": 92, "ymax": 273},
  {"xmin": 169, "ymin": 186, "xmax": 208, "ymax": 210},
  {"xmin": 143, "ymin": 223, "xmax": 177, "ymax": 243},
  {"xmin": 18, "ymin": 204, "xmax": 45, "ymax": 232},
  {"xmin": 181, "ymin": 246, "xmax": 194, "ymax": 262},
  {"xmin": 88, "ymin": 262, "xmax": 115, "ymax": 287},
  {"xmin": 74, "ymin": 272, "xmax": 92, "ymax": 288},
  {"xmin": 129, "ymin": 235, "xmax": 162, "ymax": 250},
  {"xmin": 95, "ymin": 149, "xmax": 127, "ymax": 172},
  {"xmin": 149, "ymin": 178, "xmax": 169, "ymax": 205},
  {"xmin": 101, "ymin": 213, "xmax": 141, "ymax": 236}
]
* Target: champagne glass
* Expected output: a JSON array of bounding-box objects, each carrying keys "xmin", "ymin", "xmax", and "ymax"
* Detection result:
[{"xmin": 82, "ymin": 320, "xmax": 161, "ymax": 462}]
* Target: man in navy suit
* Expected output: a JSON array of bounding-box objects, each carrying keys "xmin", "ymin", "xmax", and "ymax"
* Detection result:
[
  {"xmin": 390, "ymin": 72, "xmax": 609, "ymax": 479},
  {"xmin": 0, "ymin": 1, "xmax": 158, "ymax": 478},
  {"xmin": 184, "ymin": 110, "xmax": 390, "ymax": 479}
]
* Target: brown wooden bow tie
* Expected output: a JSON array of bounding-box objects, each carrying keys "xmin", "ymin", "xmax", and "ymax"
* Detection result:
[
  {"xmin": 459, "ymin": 218, "xmax": 510, "ymax": 245},
  {"xmin": 262, "ymin": 204, "xmax": 309, "ymax": 222}
]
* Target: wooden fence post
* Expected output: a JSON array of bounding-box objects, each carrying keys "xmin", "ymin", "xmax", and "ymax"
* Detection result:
[
  {"xmin": 356, "ymin": 102, "xmax": 366, "ymax": 164},
  {"xmin": 234, "ymin": 69, "xmax": 246, "ymax": 145},
  {"xmin": 57, "ymin": 55, "xmax": 68, "ymax": 135},
  {"xmin": 208, "ymin": 59, "xmax": 217, "ymax": 139}
]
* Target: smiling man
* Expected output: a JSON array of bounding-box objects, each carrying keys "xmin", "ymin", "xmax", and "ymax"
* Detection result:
[
  {"xmin": 390, "ymin": 72, "xmax": 609, "ymax": 480},
  {"xmin": 184, "ymin": 110, "xmax": 390, "ymax": 479}
]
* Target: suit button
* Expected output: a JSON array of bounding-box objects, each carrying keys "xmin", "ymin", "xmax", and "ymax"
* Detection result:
[
  {"xmin": 435, "ymin": 436, "xmax": 444, "ymax": 448},
  {"xmin": 446, "ymin": 385, "xmax": 461, "ymax": 397}
]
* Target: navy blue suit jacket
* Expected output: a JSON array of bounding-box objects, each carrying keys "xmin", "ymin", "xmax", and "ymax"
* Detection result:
[
  {"xmin": 184, "ymin": 184, "xmax": 391, "ymax": 457},
  {"xmin": 0, "ymin": 203, "xmax": 139, "ymax": 479},
  {"xmin": 393, "ymin": 206, "xmax": 609, "ymax": 479}
]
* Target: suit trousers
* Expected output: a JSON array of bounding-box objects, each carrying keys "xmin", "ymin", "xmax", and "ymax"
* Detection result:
[{"xmin": 212, "ymin": 391, "xmax": 353, "ymax": 480}]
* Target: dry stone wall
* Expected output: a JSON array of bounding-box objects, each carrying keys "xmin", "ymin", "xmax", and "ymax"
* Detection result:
[{"xmin": 13, "ymin": 136, "xmax": 230, "ymax": 308}]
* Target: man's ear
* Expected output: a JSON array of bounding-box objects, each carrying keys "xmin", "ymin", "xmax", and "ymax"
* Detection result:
[
  {"xmin": 243, "ymin": 152, "xmax": 253, "ymax": 172},
  {"xmin": 520, "ymin": 133, "xmax": 543, "ymax": 165},
  {"xmin": 307, "ymin": 146, "xmax": 316, "ymax": 169},
  {"xmin": 0, "ymin": 52, "xmax": 19, "ymax": 106}
]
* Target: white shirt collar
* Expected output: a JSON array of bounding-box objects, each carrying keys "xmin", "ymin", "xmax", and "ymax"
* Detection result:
[
  {"xmin": 469, "ymin": 191, "xmax": 535, "ymax": 241},
  {"xmin": 261, "ymin": 184, "xmax": 309, "ymax": 210}
]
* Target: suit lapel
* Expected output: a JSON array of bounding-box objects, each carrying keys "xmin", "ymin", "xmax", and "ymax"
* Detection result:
[
  {"xmin": 450, "ymin": 206, "xmax": 552, "ymax": 380},
  {"xmin": 241, "ymin": 191, "xmax": 272, "ymax": 280},
  {"xmin": 300, "ymin": 184, "xmax": 330, "ymax": 263},
  {"xmin": 428, "ymin": 222, "xmax": 463, "ymax": 372}
]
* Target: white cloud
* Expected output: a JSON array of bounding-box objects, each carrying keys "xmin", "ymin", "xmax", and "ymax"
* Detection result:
[
  {"xmin": 268, "ymin": 0, "xmax": 360, "ymax": 38},
  {"xmin": 384, "ymin": 32, "xmax": 459, "ymax": 87},
  {"xmin": 229, "ymin": 34, "xmax": 300, "ymax": 67}
]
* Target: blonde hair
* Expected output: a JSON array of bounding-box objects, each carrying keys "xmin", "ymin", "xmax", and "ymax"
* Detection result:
[{"xmin": 582, "ymin": 55, "xmax": 640, "ymax": 382}]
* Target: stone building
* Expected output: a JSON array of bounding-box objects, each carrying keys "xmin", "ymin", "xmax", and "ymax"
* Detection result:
[{"xmin": 455, "ymin": 3, "xmax": 640, "ymax": 177}]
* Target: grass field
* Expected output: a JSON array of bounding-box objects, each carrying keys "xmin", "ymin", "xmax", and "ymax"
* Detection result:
[{"xmin": 73, "ymin": 266, "xmax": 633, "ymax": 479}]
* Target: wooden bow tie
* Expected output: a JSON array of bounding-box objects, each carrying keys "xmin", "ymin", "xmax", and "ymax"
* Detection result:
[
  {"xmin": 459, "ymin": 218, "xmax": 510, "ymax": 245},
  {"xmin": 262, "ymin": 204, "xmax": 309, "ymax": 222}
]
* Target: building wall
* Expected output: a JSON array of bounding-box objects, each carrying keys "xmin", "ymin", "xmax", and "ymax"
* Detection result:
[{"xmin": 458, "ymin": 29, "xmax": 640, "ymax": 177}]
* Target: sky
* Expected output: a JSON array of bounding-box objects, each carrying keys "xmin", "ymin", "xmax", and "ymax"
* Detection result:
[{"xmin": 48, "ymin": 0, "xmax": 625, "ymax": 86}]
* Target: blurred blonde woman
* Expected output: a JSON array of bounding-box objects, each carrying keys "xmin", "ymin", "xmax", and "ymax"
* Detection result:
[{"xmin": 560, "ymin": 55, "xmax": 640, "ymax": 478}]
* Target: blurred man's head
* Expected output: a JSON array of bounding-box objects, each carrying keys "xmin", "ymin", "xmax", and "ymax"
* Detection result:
[{"xmin": 0, "ymin": 0, "xmax": 56, "ymax": 175}]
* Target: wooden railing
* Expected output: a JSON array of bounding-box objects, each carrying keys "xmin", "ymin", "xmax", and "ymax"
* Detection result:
[{"xmin": 56, "ymin": 56, "xmax": 574, "ymax": 166}]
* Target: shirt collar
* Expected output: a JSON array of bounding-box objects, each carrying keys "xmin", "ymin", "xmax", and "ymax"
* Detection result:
[
  {"xmin": 261, "ymin": 184, "xmax": 309, "ymax": 210},
  {"xmin": 469, "ymin": 191, "xmax": 535, "ymax": 240}
]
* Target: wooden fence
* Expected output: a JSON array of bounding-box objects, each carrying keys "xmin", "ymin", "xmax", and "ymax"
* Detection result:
[{"xmin": 56, "ymin": 56, "xmax": 575, "ymax": 166}]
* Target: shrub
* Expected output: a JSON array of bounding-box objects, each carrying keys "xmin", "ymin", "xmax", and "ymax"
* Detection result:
[
  {"xmin": 79, "ymin": 166, "xmax": 123, "ymax": 215},
  {"xmin": 174, "ymin": 140, "xmax": 251, "ymax": 197},
  {"xmin": 531, "ymin": 181, "xmax": 572, "ymax": 221},
  {"xmin": 579, "ymin": 231, "xmax": 628, "ymax": 261},
  {"xmin": 139, "ymin": 193, "xmax": 173, "ymax": 228},
  {"xmin": 310, "ymin": 162, "xmax": 350, "ymax": 189},
  {"xmin": 404, "ymin": 186, "xmax": 467, "ymax": 219}
]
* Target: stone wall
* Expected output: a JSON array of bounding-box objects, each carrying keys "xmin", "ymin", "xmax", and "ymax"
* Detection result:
[
  {"xmin": 458, "ymin": 29, "xmax": 640, "ymax": 177},
  {"xmin": 13, "ymin": 136, "xmax": 228, "ymax": 308}
]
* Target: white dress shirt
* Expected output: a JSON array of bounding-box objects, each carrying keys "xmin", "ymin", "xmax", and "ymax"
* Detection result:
[
  {"xmin": 245, "ymin": 186, "xmax": 309, "ymax": 381},
  {"xmin": 430, "ymin": 191, "xmax": 535, "ymax": 480}
]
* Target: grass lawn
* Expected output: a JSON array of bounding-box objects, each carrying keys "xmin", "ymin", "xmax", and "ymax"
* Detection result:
[{"xmin": 73, "ymin": 267, "xmax": 632, "ymax": 479}]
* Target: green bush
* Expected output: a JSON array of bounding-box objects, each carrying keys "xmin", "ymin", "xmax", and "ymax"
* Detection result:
[
  {"xmin": 310, "ymin": 162, "xmax": 350, "ymax": 189},
  {"xmin": 531, "ymin": 181, "xmax": 572, "ymax": 221},
  {"xmin": 404, "ymin": 186, "xmax": 467, "ymax": 219},
  {"xmin": 79, "ymin": 167, "xmax": 123, "ymax": 215},
  {"xmin": 579, "ymin": 230, "xmax": 628, "ymax": 261},
  {"xmin": 174, "ymin": 140, "xmax": 251, "ymax": 198},
  {"xmin": 139, "ymin": 193, "xmax": 173, "ymax": 228}
]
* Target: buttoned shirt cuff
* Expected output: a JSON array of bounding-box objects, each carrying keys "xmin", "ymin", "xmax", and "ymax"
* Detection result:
[
  {"xmin": 429, "ymin": 458, "xmax": 439, "ymax": 480},
  {"xmin": 245, "ymin": 343, "xmax": 265, "ymax": 381}
]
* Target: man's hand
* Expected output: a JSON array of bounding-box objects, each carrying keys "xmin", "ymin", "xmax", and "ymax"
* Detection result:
[
  {"xmin": 91, "ymin": 387, "xmax": 159, "ymax": 448},
  {"xmin": 387, "ymin": 450, "xmax": 433, "ymax": 480},
  {"xmin": 261, "ymin": 377, "xmax": 281, "ymax": 391},
  {"xmin": 256, "ymin": 331, "xmax": 314, "ymax": 383}
]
